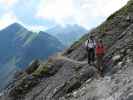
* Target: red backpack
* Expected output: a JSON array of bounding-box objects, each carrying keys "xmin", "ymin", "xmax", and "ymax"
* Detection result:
[{"xmin": 96, "ymin": 42, "xmax": 105, "ymax": 55}]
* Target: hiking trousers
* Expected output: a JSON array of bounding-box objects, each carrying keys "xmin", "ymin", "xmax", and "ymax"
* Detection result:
[
  {"xmin": 96, "ymin": 54, "xmax": 104, "ymax": 72},
  {"xmin": 87, "ymin": 48, "xmax": 95, "ymax": 64}
]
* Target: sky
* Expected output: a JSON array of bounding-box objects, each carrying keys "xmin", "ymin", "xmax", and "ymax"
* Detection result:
[{"xmin": 0, "ymin": 0, "xmax": 129, "ymax": 31}]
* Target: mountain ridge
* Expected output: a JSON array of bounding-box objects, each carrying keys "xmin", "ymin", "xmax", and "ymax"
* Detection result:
[
  {"xmin": 0, "ymin": 23, "xmax": 65, "ymax": 92},
  {"xmin": 46, "ymin": 24, "xmax": 88, "ymax": 46}
]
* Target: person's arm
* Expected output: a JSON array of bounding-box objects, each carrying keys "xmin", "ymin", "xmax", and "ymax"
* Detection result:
[
  {"xmin": 85, "ymin": 40, "xmax": 89, "ymax": 50},
  {"xmin": 94, "ymin": 40, "xmax": 96, "ymax": 48},
  {"xmin": 85, "ymin": 40, "xmax": 88, "ymax": 47}
]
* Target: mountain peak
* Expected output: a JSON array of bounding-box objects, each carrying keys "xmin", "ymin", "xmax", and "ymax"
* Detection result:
[
  {"xmin": 4, "ymin": 22, "xmax": 27, "ymax": 31},
  {"xmin": 10, "ymin": 22, "xmax": 21, "ymax": 26}
]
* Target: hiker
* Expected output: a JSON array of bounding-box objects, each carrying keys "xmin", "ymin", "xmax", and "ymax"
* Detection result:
[
  {"xmin": 96, "ymin": 39, "xmax": 105, "ymax": 74},
  {"xmin": 85, "ymin": 35, "xmax": 96, "ymax": 65}
]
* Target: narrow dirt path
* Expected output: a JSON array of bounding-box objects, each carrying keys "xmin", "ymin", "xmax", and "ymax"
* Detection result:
[{"xmin": 57, "ymin": 56, "xmax": 88, "ymax": 65}]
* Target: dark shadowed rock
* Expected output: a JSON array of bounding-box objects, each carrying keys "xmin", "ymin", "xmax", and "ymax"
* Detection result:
[{"xmin": 25, "ymin": 60, "xmax": 40, "ymax": 75}]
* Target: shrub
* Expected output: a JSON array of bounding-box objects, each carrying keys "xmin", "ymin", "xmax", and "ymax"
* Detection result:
[{"xmin": 32, "ymin": 62, "xmax": 50, "ymax": 77}]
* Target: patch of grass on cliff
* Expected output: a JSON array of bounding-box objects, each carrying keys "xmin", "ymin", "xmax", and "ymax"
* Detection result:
[
  {"xmin": 32, "ymin": 62, "xmax": 50, "ymax": 77},
  {"xmin": 99, "ymin": 24, "xmax": 107, "ymax": 33}
]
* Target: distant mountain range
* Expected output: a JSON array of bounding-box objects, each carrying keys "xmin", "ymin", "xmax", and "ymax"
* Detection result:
[
  {"xmin": 46, "ymin": 24, "xmax": 88, "ymax": 46},
  {"xmin": 0, "ymin": 23, "xmax": 65, "ymax": 91}
]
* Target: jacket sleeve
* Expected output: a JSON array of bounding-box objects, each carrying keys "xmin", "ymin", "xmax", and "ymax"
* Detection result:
[{"xmin": 85, "ymin": 40, "xmax": 88, "ymax": 47}]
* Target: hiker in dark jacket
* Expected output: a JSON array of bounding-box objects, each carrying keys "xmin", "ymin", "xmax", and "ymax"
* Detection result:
[
  {"xmin": 96, "ymin": 39, "xmax": 105, "ymax": 73},
  {"xmin": 85, "ymin": 35, "xmax": 96, "ymax": 65}
]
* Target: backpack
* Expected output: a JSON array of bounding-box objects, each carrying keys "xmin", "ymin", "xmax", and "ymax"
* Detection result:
[
  {"xmin": 96, "ymin": 42, "xmax": 105, "ymax": 55},
  {"xmin": 85, "ymin": 39, "xmax": 96, "ymax": 50}
]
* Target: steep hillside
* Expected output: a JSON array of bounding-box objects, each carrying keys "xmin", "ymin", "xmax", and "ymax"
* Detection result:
[
  {"xmin": 0, "ymin": 23, "xmax": 64, "ymax": 92},
  {"xmin": 46, "ymin": 24, "xmax": 88, "ymax": 46},
  {"xmin": 1, "ymin": 0, "xmax": 133, "ymax": 100}
]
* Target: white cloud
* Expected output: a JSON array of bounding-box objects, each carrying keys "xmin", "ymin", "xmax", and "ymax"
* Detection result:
[
  {"xmin": 36, "ymin": 0, "xmax": 129, "ymax": 29},
  {"xmin": 36, "ymin": 0, "xmax": 75, "ymax": 25},
  {"xmin": 80, "ymin": 0, "xmax": 128, "ymax": 17},
  {"xmin": 0, "ymin": 11, "xmax": 19, "ymax": 29},
  {"xmin": 27, "ymin": 25, "xmax": 48, "ymax": 32},
  {"xmin": 0, "ymin": 0, "xmax": 18, "ymax": 8},
  {"xmin": 0, "ymin": 0, "xmax": 19, "ymax": 29},
  {"xmin": 0, "ymin": 11, "xmax": 47, "ymax": 31}
]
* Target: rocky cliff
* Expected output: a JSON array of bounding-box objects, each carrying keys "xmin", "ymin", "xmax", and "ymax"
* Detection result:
[{"xmin": 1, "ymin": 0, "xmax": 133, "ymax": 100}]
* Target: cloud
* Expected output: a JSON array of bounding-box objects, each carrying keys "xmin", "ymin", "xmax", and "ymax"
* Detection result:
[
  {"xmin": 36, "ymin": 0, "xmax": 128, "ymax": 29},
  {"xmin": 0, "ymin": 11, "xmax": 19, "ymax": 29},
  {"xmin": 27, "ymin": 25, "xmax": 48, "ymax": 32},
  {"xmin": 0, "ymin": 0, "xmax": 18, "ymax": 8},
  {"xmin": 0, "ymin": 11, "xmax": 47, "ymax": 31},
  {"xmin": 79, "ymin": 0, "xmax": 128, "ymax": 17},
  {"xmin": 36, "ymin": 0, "xmax": 75, "ymax": 25},
  {"xmin": 73, "ymin": 0, "xmax": 129, "ymax": 28}
]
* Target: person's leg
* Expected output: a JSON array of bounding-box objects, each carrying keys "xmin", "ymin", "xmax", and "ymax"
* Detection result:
[
  {"xmin": 97, "ymin": 54, "xmax": 105, "ymax": 76},
  {"xmin": 96, "ymin": 55, "xmax": 102, "ymax": 77},
  {"xmin": 92, "ymin": 48, "xmax": 95, "ymax": 63},
  {"xmin": 97, "ymin": 55, "xmax": 101, "ymax": 71},
  {"xmin": 90, "ymin": 49, "xmax": 93, "ymax": 64},
  {"xmin": 88, "ymin": 49, "xmax": 91, "ymax": 64},
  {"xmin": 99, "ymin": 54, "xmax": 104, "ymax": 73}
]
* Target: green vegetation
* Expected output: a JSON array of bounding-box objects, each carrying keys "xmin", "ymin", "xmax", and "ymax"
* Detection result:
[
  {"xmin": 99, "ymin": 24, "xmax": 107, "ymax": 33},
  {"xmin": 9, "ymin": 61, "xmax": 51, "ymax": 97},
  {"xmin": 25, "ymin": 60, "xmax": 40, "ymax": 74},
  {"xmin": 32, "ymin": 62, "xmax": 50, "ymax": 77}
]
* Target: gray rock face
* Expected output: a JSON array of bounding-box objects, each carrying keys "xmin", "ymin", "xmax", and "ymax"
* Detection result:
[
  {"xmin": 2, "ymin": 0, "xmax": 133, "ymax": 100},
  {"xmin": 56, "ymin": 17, "xmax": 133, "ymax": 100},
  {"xmin": 23, "ymin": 60, "xmax": 96, "ymax": 100}
]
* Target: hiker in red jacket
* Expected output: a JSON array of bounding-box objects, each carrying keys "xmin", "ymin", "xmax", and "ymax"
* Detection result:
[{"xmin": 96, "ymin": 39, "xmax": 105, "ymax": 73}]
